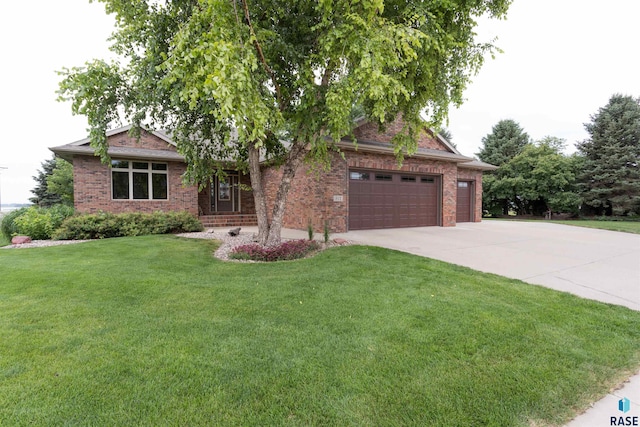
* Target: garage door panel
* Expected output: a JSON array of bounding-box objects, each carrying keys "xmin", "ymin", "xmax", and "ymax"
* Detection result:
[
  {"xmin": 456, "ymin": 181, "xmax": 473, "ymax": 223},
  {"xmin": 349, "ymin": 170, "xmax": 440, "ymax": 230}
]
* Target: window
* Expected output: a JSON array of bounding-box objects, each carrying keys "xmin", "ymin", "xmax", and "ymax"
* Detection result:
[
  {"xmin": 350, "ymin": 171, "xmax": 370, "ymax": 180},
  {"xmin": 218, "ymin": 181, "xmax": 231, "ymax": 201},
  {"xmin": 111, "ymin": 160, "xmax": 168, "ymax": 200},
  {"xmin": 375, "ymin": 174, "xmax": 393, "ymax": 181},
  {"xmin": 421, "ymin": 177, "xmax": 435, "ymax": 183},
  {"xmin": 401, "ymin": 175, "xmax": 417, "ymax": 182},
  {"xmin": 458, "ymin": 181, "xmax": 469, "ymax": 188}
]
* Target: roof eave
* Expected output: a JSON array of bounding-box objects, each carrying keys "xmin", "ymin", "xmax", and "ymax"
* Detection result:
[
  {"xmin": 336, "ymin": 140, "xmax": 473, "ymax": 163},
  {"xmin": 49, "ymin": 145, "xmax": 185, "ymax": 162},
  {"xmin": 457, "ymin": 161, "xmax": 499, "ymax": 171},
  {"xmin": 67, "ymin": 124, "xmax": 176, "ymax": 147}
]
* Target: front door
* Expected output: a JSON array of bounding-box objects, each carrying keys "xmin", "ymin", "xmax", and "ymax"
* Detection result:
[{"xmin": 212, "ymin": 174, "xmax": 240, "ymax": 212}]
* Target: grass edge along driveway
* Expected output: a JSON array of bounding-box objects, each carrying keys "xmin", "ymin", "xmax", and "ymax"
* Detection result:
[{"xmin": 1, "ymin": 235, "xmax": 638, "ymax": 426}]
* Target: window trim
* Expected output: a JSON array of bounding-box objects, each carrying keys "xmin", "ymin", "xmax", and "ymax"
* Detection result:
[{"xmin": 111, "ymin": 159, "xmax": 168, "ymax": 200}]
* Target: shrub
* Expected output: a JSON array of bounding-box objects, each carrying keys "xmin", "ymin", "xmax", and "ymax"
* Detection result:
[
  {"xmin": 323, "ymin": 220, "xmax": 330, "ymax": 244},
  {"xmin": 7, "ymin": 205, "xmax": 75, "ymax": 240},
  {"xmin": 1, "ymin": 207, "xmax": 29, "ymax": 238},
  {"xmin": 230, "ymin": 239, "xmax": 320, "ymax": 262},
  {"xmin": 307, "ymin": 219, "xmax": 314, "ymax": 241},
  {"xmin": 52, "ymin": 210, "xmax": 203, "ymax": 240}
]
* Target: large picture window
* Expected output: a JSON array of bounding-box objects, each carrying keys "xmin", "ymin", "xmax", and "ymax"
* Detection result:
[{"xmin": 111, "ymin": 160, "xmax": 168, "ymax": 200}]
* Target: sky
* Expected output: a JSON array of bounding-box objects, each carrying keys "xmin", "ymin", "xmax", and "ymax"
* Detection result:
[{"xmin": 1, "ymin": 0, "xmax": 639, "ymax": 205}]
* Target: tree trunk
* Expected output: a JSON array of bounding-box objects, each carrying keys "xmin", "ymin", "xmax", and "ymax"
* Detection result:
[
  {"xmin": 248, "ymin": 143, "xmax": 269, "ymax": 245},
  {"xmin": 265, "ymin": 140, "xmax": 307, "ymax": 246},
  {"xmin": 248, "ymin": 140, "xmax": 307, "ymax": 246}
]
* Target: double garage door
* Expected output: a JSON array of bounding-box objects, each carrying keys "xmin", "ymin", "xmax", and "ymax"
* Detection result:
[{"xmin": 349, "ymin": 170, "xmax": 440, "ymax": 230}]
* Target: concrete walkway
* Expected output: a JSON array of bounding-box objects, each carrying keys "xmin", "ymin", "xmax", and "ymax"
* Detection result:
[{"xmin": 248, "ymin": 221, "xmax": 640, "ymax": 425}]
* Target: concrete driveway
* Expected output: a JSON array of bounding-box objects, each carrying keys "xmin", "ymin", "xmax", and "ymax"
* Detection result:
[{"xmin": 328, "ymin": 220, "xmax": 640, "ymax": 311}]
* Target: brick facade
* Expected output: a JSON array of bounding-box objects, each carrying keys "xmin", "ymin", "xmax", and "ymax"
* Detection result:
[
  {"xmin": 264, "ymin": 148, "xmax": 477, "ymax": 233},
  {"xmin": 105, "ymin": 130, "xmax": 172, "ymax": 150},
  {"xmin": 353, "ymin": 119, "xmax": 450, "ymax": 151},
  {"xmin": 72, "ymin": 131, "xmax": 199, "ymax": 215},
  {"xmin": 66, "ymin": 121, "xmax": 487, "ymax": 231},
  {"xmin": 73, "ymin": 156, "xmax": 198, "ymax": 215}
]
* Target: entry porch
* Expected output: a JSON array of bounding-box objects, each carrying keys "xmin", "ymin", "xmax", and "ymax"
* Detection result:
[{"xmin": 197, "ymin": 171, "xmax": 257, "ymax": 228}]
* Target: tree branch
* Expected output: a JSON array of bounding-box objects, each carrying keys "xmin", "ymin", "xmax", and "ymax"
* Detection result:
[{"xmin": 239, "ymin": 0, "xmax": 284, "ymax": 111}]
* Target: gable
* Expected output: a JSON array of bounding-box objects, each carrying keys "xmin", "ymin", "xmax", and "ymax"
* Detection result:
[
  {"xmin": 352, "ymin": 118, "xmax": 455, "ymax": 153},
  {"xmin": 105, "ymin": 129, "xmax": 177, "ymax": 152},
  {"xmin": 50, "ymin": 126, "xmax": 183, "ymax": 163}
]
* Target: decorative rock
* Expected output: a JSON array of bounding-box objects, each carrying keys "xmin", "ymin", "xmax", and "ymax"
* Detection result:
[
  {"xmin": 333, "ymin": 238, "xmax": 348, "ymax": 245},
  {"xmin": 228, "ymin": 227, "xmax": 241, "ymax": 236},
  {"xmin": 207, "ymin": 228, "xmax": 215, "ymax": 234},
  {"xmin": 11, "ymin": 236, "xmax": 32, "ymax": 245}
]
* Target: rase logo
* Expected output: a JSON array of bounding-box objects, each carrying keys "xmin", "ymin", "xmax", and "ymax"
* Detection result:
[{"xmin": 611, "ymin": 397, "xmax": 637, "ymax": 426}]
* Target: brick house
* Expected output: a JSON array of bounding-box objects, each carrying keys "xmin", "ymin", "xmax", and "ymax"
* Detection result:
[{"xmin": 50, "ymin": 119, "xmax": 496, "ymax": 232}]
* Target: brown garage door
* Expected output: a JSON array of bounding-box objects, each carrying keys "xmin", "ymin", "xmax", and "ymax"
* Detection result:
[
  {"xmin": 456, "ymin": 181, "xmax": 473, "ymax": 223},
  {"xmin": 349, "ymin": 170, "xmax": 440, "ymax": 230}
]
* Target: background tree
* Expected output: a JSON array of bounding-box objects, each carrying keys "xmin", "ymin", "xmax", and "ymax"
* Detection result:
[
  {"xmin": 577, "ymin": 94, "xmax": 640, "ymax": 216},
  {"xmin": 438, "ymin": 128, "xmax": 454, "ymax": 146},
  {"xmin": 47, "ymin": 158, "xmax": 74, "ymax": 207},
  {"xmin": 30, "ymin": 156, "xmax": 74, "ymax": 207},
  {"xmin": 497, "ymin": 138, "xmax": 580, "ymax": 215},
  {"xmin": 58, "ymin": 0, "xmax": 512, "ymax": 244},
  {"xmin": 477, "ymin": 119, "xmax": 531, "ymax": 166},
  {"xmin": 30, "ymin": 156, "xmax": 61, "ymax": 207},
  {"xmin": 477, "ymin": 119, "xmax": 531, "ymax": 214}
]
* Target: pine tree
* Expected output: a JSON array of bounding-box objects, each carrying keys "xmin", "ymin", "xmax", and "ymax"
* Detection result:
[
  {"xmin": 477, "ymin": 119, "xmax": 531, "ymax": 167},
  {"xmin": 477, "ymin": 119, "xmax": 531, "ymax": 215},
  {"xmin": 577, "ymin": 95, "xmax": 640, "ymax": 216},
  {"xmin": 30, "ymin": 156, "xmax": 62, "ymax": 207}
]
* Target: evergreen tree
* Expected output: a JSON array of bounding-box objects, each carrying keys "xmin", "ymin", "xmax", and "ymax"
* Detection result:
[
  {"xmin": 30, "ymin": 156, "xmax": 74, "ymax": 207},
  {"xmin": 477, "ymin": 119, "xmax": 531, "ymax": 214},
  {"xmin": 577, "ymin": 94, "xmax": 640, "ymax": 216},
  {"xmin": 30, "ymin": 156, "xmax": 62, "ymax": 207},
  {"xmin": 477, "ymin": 119, "xmax": 531, "ymax": 167}
]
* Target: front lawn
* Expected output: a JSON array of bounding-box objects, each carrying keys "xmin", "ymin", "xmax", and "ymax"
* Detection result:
[{"xmin": 1, "ymin": 236, "xmax": 639, "ymax": 426}]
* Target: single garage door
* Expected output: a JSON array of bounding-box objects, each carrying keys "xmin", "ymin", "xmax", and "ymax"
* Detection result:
[
  {"xmin": 349, "ymin": 170, "xmax": 440, "ymax": 230},
  {"xmin": 456, "ymin": 181, "xmax": 473, "ymax": 223}
]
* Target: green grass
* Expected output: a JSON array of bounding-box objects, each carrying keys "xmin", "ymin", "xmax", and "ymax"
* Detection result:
[
  {"xmin": 1, "ymin": 236, "xmax": 639, "ymax": 426},
  {"xmin": 548, "ymin": 219, "xmax": 640, "ymax": 234}
]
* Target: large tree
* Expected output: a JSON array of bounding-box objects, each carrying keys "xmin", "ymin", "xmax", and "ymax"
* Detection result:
[
  {"xmin": 494, "ymin": 138, "xmax": 581, "ymax": 216},
  {"xmin": 577, "ymin": 94, "xmax": 640, "ymax": 216},
  {"xmin": 58, "ymin": 0, "xmax": 511, "ymax": 244}
]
